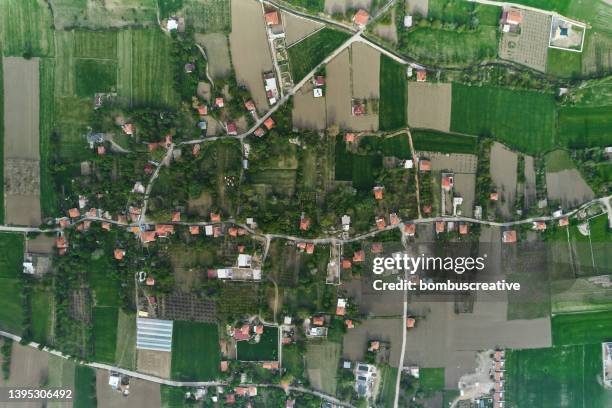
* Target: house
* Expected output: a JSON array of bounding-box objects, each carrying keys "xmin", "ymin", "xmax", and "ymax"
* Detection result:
[
  {"xmin": 300, "ymin": 216, "xmax": 311, "ymax": 231},
  {"xmin": 114, "ymin": 249, "xmax": 125, "ymax": 260},
  {"xmin": 254, "ymin": 324, "xmax": 264, "ymax": 335},
  {"xmin": 184, "ymin": 63, "xmax": 195, "ymax": 73},
  {"xmin": 353, "ymin": 9, "xmax": 369, "ymax": 27},
  {"xmin": 435, "ymin": 221, "xmax": 445, "ymax": 234},
  {"xmin": 502, "ymin": 230, "xmax": 517, "ymax": 243},
  {"xmin": 210, "ymin": 212, "xmax": 221, "ymax": 222},
  {"xmin": 314, "ymin": 76, "xmax": 325, "ymax": 87},
  {"xmin": 389, "ymin": 213, "xmax": 400, "ymax": 225},
  {"xmin": 368, "ymin": 341, "xmax": 380, "ymax": 352},
  {"xmin": 197, "ymin": 105, "xmax": 208, "ymax": 116},
  {"xmin": 336, "ymin": 298, "xmax": 347, "ymax": 316},
  {"xmin": 559, "ymin": 217, "xmax": 569, "ymax": 226},
  {"xmin": 166, "ymin": 18, "xmax": 178, "ymax": 31},
  {"xmin": 376, "ymin": 217, "xmax": 386, "ymax": 230},
  {"xmin": 373, "ymin": 186, "xmax": 384, "ymax": 200},
  {"xmin": 406, "ymin": 317, "xmax": 416, "ymax": 328},
  {"xmin": 533, "ymin": 221, "xmax": 546, "ymax": 231},
  {"xmin": 68, "ymin": 208, "xmax": 80, "ymax": 218},
  {"xmin": 244, "ymin": 100, "xmax": 256, "ymax": 112},
  {"xmin": 190, "ymin": 226, "xmax": 200, "ymax": 235},
  {"xmin": 344, "ymin": 133, "xmax": 356, "ymax": 143},
  {"xmin": 312, "ymin": 316, "xmax": 325, "ymax": 326},
  {"xmin": 172, "ymin": 212, "xmax": 181, "ymax": 222},
  {"xmin": 459, "ymin": 224, "xmax": 469, "ymax": 235},
  {"xmin": 353, "ymin": 250, "xmax": 365, "ymax": 262},
  {"xmin": 441, "ymin": 174, "xmax": 454, "ymax": 191},
  {"xmin": 342, "ymin": 214, "xmax": 351, "ymax": 231},
  {"xmin": 313, "ymin": 88, "xmax": 323, "ymax": 98},
  {"xmin": 262, "ymin": 361, "xmax": 279, "ymax": 369},
  {"xmin": 263, "ymin": 118, "xmax": 275, "ymax": 130},
  {"xmin": 371, "ymin": 243, "xmax": 383, "ymax": 253},
  {"xmin": 416, "ymin": 69, "xmax": 427, "ymax": 82},
  {"xmin": 254, "ymin": 127, "xmax": 265, "ymax": 137},
  {"xmin": 225, "ymin": 394, "xmax": 236, "ymax": 404},
  {"xmin": 286, "ymin": 399, "xmax": 295, "ymax": 408},
  {"xmin": 55, "ymin": 236, "xmax": 68, "ymax": 255},
  {"xmin": 155, "ymin": 224, "xmax": 175, "ymax": 237},
  {"xmin": 97, "ymin": 145, "xmax": 106, "ymax": 155},
  {"xmin": 419, "ymin": 159, "xmax": 431, "ymax": 171},
  {"xmin": 423, "ymin": 204, "xmax": 432, "ymax": 214},
  {"xmin": 140, "ymin": 231, "xmax": 156, "ymax": 243},
  {"xmin": 502, "ymin": 8, "xmax": 523, "ymax": 26},
  {"xmin": 305, "ymin": 243, "xmax": 315, "ymax": 254},
  {"xmin": 146, "ymin": 276, "xmax": 155, "ymax": 286},
  {"xmin": 226, "ymin": 122, "xmax": 237, "ymax": 135},
  {"xmin": 342, "ymin": 259, "xmax": 352, "ymax": 270},
  {"xmin": 215, "ymin": 97, "xmax": 224, "ymax": 108},
  {"xmin": 220, "ymin": 361, "xmax": 229, "ymax": 372},
  {"xmin": 264, "ymin": 11, "xmax": 279, "ymax": 25},
  {"xmin": 192, "ymin": 143, "xmax": 201, "ymax": 156},
  {"xmin": 345, "ymin": 319, "xmax": 354, "ymax": 329},
  {"xmin": 122, "ymin": 123, "xmax": 135, "ymax": 135},
  {"xmin": 354, "ymin": 363, "xmax": 377, "ymax": 399},
  {"xmin": 404, "ymin": 14, "xmax": 413, "ymax": 28},
  {"xmin": 102, "ymin": 222, "xmax": 111, "ymax": 231},
  {"xmin": 404, "ymin": 223, "xmax": 416, "ymax": 236},
  {"xmin": 490, "ymin": 192, "xmax": 499, "ymax": 201}
]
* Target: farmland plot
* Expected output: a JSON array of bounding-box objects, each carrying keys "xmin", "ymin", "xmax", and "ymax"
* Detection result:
[
  {"xmin": 379, "ymin": 55, "xmax": 406, "ymax": 130},
  {"xmin": 292, "ymin": 83, "xmax": 327, "ymax": 129},
  {"xmin": 0, "ymin": 0, "xmax": 55, "ymax": 57},
  {"xmin": 171, "ymin": 321, "xmax": 221, "ymax": 381},
  {"xmin": 282, "ymin": 11, "xmax": 324, "ymax": 46},
  {"xmin": 49, "ymin": 0, "xmax": 158, "ymax": 30},
  {"xmin": 490, "ymin": 142, "xmax": 518, "ymax": 218},
  {"xmin": 351, "ymin": 42, "xmax": 380, "ymax": 99},
  {"xmin": 324, "ymin": 0, "xmax": 371, "ymax": 14},
  {"xmin": 3, "ymin": 57, "xmax": 41, "ymax": 226},
  {"xmin": 1, "ymin": 343, "xmax": 49, "ymax": 387},
  {"xmin": 184, "ymin": 0, "xmax": 232, "ymax": 33},
  {"xmin": 195, "ymin": 33, "xmax": 232, "ymax": 79},
  {"xmin": 407, "ymin": 82, "xmax": 452, "ymax": 132},
  {"xmin": 305, "ymin": 341, "xmax": 341, "ymax": 395},
  {"xmin": 97, "ymin": 370, "xmax": 161, "ymax": 408}
]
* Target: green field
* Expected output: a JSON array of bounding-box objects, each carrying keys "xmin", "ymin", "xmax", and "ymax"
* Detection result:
[
  {"xmin": 39, "ymin": 58, "xmax": 58, "ymax": 217},
  {"xmin": 359, "ymin": 134, "xmax": 412, "ymax": 159},
  {"xmin": 73, "ymin": 31, "xmax": 118, "ymax": 59},
  {"xmin": 558, "ymin": 106, "xmax": 612, "ymax": 148},
  {"xmin": 114, "ymin": 310, "xmax": 136, "ymax": 370},
  {"xmin": 74, "ymin": 365, "xmax": 97, "ymax": 408},
  {"xmin": 552, "ymin": 311, "xmax": 612, "ymax": 346},
  {"xmin": 509, "ymin": 0, "xmax": 571, "ymax": 14},
  {"xmin": 92, "ymin": 307, "xmax": 118, "ymax": 364},
  {"xmin": 411, "ymin": 130, "xmax": 478, "ymax": 154},
  {"xmin": 287, "ymin": 28, "xmax": 351, "ymax": 82},
  {"xmin": 0, "ymin": 0, "xmax": 55, "ymax": 57},
  {"xmin": 282, "ymin": 0, "xmax": 324, "ymax": 13},
  {"xmin": 377, "ymin": 365, "xmax": 399, "ymax": 408},
  {"xmin": 89, "ymin": 257, "xmax": 120, "ymax": 307},
  {"xmin": 547, "ymin": 47, "xmax": 582, "ymax": 78},
  {"xmin": 236, "ymin": 326, "xmax": 279, "ymax": 361},
  {"xmin": 420, "ymin": 367, "xmax": 445, "ymax": 392},
  {"xmin": 282, "ymin": 344, "xmax": 305, "ymax": 380},
  {"xmin": 379, "ymin": 55, "xmax": 407, "ymax": 131},
  {"xmin": 0, "ymin": 57, "xmax": 3, "ymax": 223},
  {"xmin": 0, "ymin": 234, "xmax": 24, "ymax": 334},
  {"xmin": 75, "ymin": 59, "xmax": 117, "ymax": 97},
  {"xmin": 184, "ymin": 0, "xmax": 231, "ymax": 33},
  {"xmin": 160, "ymin": 385, "xmax": 189, "ymax": 407},
  {"xmin": 506, "ymin": 344, "xmax": 612, "ymax": 407},
  {"xmin": 400, "ymin": 26, "xmax": 498, "ymax": 67},
  {"xmin": 544, "ymin": 149, "xmax": 575, "ymax": 172},
  {"xmin": 171, "ymin": 321, "xmax": 221, "ymax": 381},
  {"xmin": 334, "ymin": 135, "xmax": 383, "ymax": 190},
  {"xmin": 305, "ymin": 341, "xmax": 341, "ymax": 396},
  {"xmin": 31, "ymin": 286, "xmax": 53, "ymax": 344},
  {"xmin": 450, "ymin": 83, "xmax": 557, "ymax": 154}
]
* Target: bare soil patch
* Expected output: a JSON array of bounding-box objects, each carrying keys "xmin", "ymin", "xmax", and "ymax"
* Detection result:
[
  {"xmin": 546, "ymin": 169, "xmax": 594, "ymax": 208},
  {"xmin": 229, "ymin": 0, "xmax": 274, "ymax": 115},
  {"xmin": 27, "ymin": 235, "xmax": 54, "ymax": 254},
  {"xmin": 292, "ymin": 83, "xmax": 327, "ymax": 130},
  {"xmin": 342, "ymin": 318, "xmax": 404, "ymax": 368},
  {"xmin": 196, "ymin": 33, "xmax": 232, "ymax": 80},
  {"xmin": 188, "ymin": 190, "xmax": 213, "ymax": 216},
  {"xmin": 523, "ymin": 155, "xmax": 537, "ymax": 208},
  {"xmin": 351, "ymin": 42, "xmax": 380, "ymax": 99},
  {"xmin": 407, "ymin": 82, "xmax": 452, "ymax": 132},
  {"xmin": 96, "ymin": 370, "xmax": 161, "ymax": 408},
  {"xmin": 490, "ymin": 142, "xmax": 517, "ymax": 217},
  {"xmin": 136, "ymin": 349, "xmax": 171, "ymax": 379},
  {"xmin": 406, "ymin": 0, "xmax": 429, "ymax": 17},
  {"xmin": 324, "ymin": 0, "xmax": 372, "ymax": 14},
  {"xmin": 3, "ymin": 57, "xmax": 41, "ymax": 226},
  {"xmin": 1, "ymin": 343, "xmax": 49, "ymax": 389},
  {"xmin": 282, "ymin": 12, "xmax": 323, "ymax": 47},
  {"xmin": 373, "ymin": 8, "xmax": 398, "ymax": 44},
  {"xmin": 453, "ymin": 173, "xmax": 476, "ymax": 217}
]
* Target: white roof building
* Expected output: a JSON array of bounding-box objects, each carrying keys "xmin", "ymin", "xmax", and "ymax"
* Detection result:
[
  {"xmin": 404, "ymin": 15, "xmax": 413, "ymax": 27},
  {"xmin": 238, "ymin": 254, "xmax": 252, "ymax": 268},
  {"xmin": 167, "ymin": 18, "xmax": 178, "ymax": 31},
  {"xmin": 136, "ymin": 318, "xmax": 173, "ymax": 352},
  {"xmin": 313, "ymin": 88, "xmax": 323, "ymax": 98}
]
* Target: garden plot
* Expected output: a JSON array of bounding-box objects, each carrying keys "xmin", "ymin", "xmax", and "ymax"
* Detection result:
[
  {"xmin": 326, "ymin": 49, "xmax": 378, "ymax": 131},
  {"xmin": 292, "ymin": 83, "xmax": 327, "ymax": 130},
  {"xmin": 229, "ymin": 0, "xmax": 275, "ymax": 115},
  {"xmin": 96, "ymin": 371, "xmax": 161, "ymax": 408},
  {"xmin": 282, "ymin": 11, "xmax": 323, "ymax": 47},
  {"xmin": 546, "ymin": 170, "xmax": 594, "ymax": 209},
  {"xmin": 351, "ymin": 42, "xmax": 380, "ymax": 99},
  {"xmin": 195, "ymin": 33, "xmax": 232, "ymax": 80},
  {"xmin": 490, "ymin": 142, "xmax": 517, "ymax": 218},
  {"xmin": 407, "ymin": 82, "xmax": 452, "ymax": 132},
  {"xmin": 324, "ymin": 0, "xmax": 371, "ymax": 15},
  {"xmin": 499, "ymin": 9, "xmax": 551, "ymax": 72},
  {"xmin": 342, "ymin": 318, "xmax": 404, "ymax": 367},
  {"xmin": 3, "ymin": 57, "xmax": 41, "ymax": 226}
]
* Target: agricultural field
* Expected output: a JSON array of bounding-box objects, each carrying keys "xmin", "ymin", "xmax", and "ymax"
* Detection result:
[
  {"xmin": 282, "ymin": 11, "xmax": 324, "ymax": 46},
  {"xmin": 184, "ymin": 0, "xmax": 232, "ymax": 33},
  {"xmin": 420, "ymin": 367, "xmax": 445, "ymax": 392},
  {"xmin": 0, "ymin": 233, "xmax": 24, "ymax": 334},
  {"xmin": 171, "ymin": 321, "xmax": 221, "ymax": 381},
  {"xmin": 376, "ymin": 364, "xmax": 399, "ymax": 408},
  {"xmin": 92, "ymin": 307, "xmax": 119, "ymax": 364},
  {"xmin": 378, "ymin": 55, "xmax": 407, "ymax": 131},
  {"xmin": 115, "ymin": 310, "xmax": 136, "ymax": 370},
  {"xmin": 0, "ymin": 0, "xmax": 55, "ymax": 57},
  {"xmin": 292, "ymin": 83, "xmax": 327, "ymax": 129},
  {"xmin": 31, "ymin": 286, "xmax": 53, "ymax": 344},
  {"xmin": 305, "ymin": 341, "xmax": 341, "ymax": 396},
  {"xmin": 237, "ymin": 326, "xmax": 279, "ymax": 361},
  {"xmin": 74, "ymin": 365, "xmax": 98, "ymax": 408},
  {"xmin": 547, "ymin": 47, "xmax": 583, "ymax": 78},
  {"xmin": 450, "ymin": 83, "xmax": 556, "ymax": 154},
  {"xmin": 195, "ymin": 33, "xmax": 232, "ymax": 79},
  {"xmin": 96, "ymin": 371, "xmax": 161, "ymax": 408},
  {"xmin": 89, "ymin": 256, "xmax": 120, "ymax": 307},
  {"xmin": 39, "ymin": 58, "xmax": 58, "ymax": 217},
  {"xmin": 75, "ymin": 59, "xmax": 117, "ymax": 97},
  {"xmin": 0, "ymin": 57, "xmax": 3, "ymax": 223},
  {"xmin": 47, "ymin": 355, "xmax": 76, "ymax": 408},
  {"xmin": 545, "ymin": 156, "xmax": 594, "ymax": 209},
  {"xmin": 334, "ymin": 135, "xmax": 383, "ymax": 190},
  {"xmin": 506, "ymin": 344, "xmax": 612, "ymax": 407},
  {"xmin": 287, "ymin": 28, "xmax": 351, "ymax": 82},
  {"xmin": 499, "ymin": 10, "xmax": 550, "ymax": 72},
  {"xmin": 411, "ymin": 130, "xmax": 477, "ymax": 154},
  {"xmin": 48, "ymin": 0, "xmax": 158, "ymax": 30},
  {"xmin": 552, "ymin": 310, "xmax": 612, "ymax": 346},
  {"xmin": 558, "ymin": 106, "xmax": 612, "ymax": 148},
  {"xmin": 407, "ymin": 82, "xmax": 452, "ymax": 132}
]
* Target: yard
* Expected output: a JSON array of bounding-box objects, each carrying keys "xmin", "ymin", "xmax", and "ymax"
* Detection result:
[
  {"xmin": 287, "ymin": 28, "xmax": 351, "ymax": 82},
  {"xmin": 237, "ymin": 326, "xmax": 279, "ymax": 361},
  {"xmin": 552, "ymin": 310, "xmax": 612, "ymax": 346},
  {"xmin": 92, "ymin": 306, "xmax": 119, "ymax": 364},
  {"xmin": 376, "ymin": 364, "xmax": 399, "ymax": 407},
  {"xmin": 378, "ymin": 55, "xmax": 407, "ymax": 131},
  {"xmin": 171, "ymin": 321, "xmax": 221, "ymax": 381},
  {"xmin": 450, "ymin": 83, "xmax": 557, "ymax": 154}
]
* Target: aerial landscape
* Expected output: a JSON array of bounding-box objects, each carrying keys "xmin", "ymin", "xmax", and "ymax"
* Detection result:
[{"xmin": 0, "ymin": 0, "xmax": 610, "ymax": 407}]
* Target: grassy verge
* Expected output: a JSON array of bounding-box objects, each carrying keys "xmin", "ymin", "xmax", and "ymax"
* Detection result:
[
  {"xmin": 379, "ymin": 55, "xmax": 407, "ymax": 130},
  {"xmin": 287, "ymin": 28, "xmax": 351, "ymax": 82},
  {"xmin": 411, "ymin": 130, "xmax": 477, "ymax": 154},
  {"xmin": 171, "ymin": 321, "xmax": 221, "ymax": 381}
]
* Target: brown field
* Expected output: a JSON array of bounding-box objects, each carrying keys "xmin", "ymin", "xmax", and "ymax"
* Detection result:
[
  {"xmin": 136, "ymin": 349, "xmax": 171, "ymax": 379},
  {"xmin": 326, "ymin": 49, "xmax": 378, "ymax": 131},
  {"xmin": 229, "ymin": 0, "xmax": 274, "ymax": 115},
  {"xmin": 96, "ymin": 370, "xmax": 161, "ymax": 408},
  {"xmin": 0, "ymin": 343, "xmax": 49, "ymax": 388},
  {"xmin": 292, "ymin": 83, "xmax": 327, "ymax": 130},
  {"xmin": 523, "ymin": 155, "xmax": 537, "ymax": 208},
  {"xmin": 187, "ymin": 190, "xmax": 213, "ymax": 216},
  {"xmin": 342, "ymin": 318, "xmax": 404, "ymax": 368},
  {"xmin": 373, "ymin": 8, "xmax": 398, "ymax": 43},
  {"xmin": 546, "ymin": 169, "xmax": 594, "ymax": 208},
  {"xmin": 417, "ymin": 151, "xmax": 477, "ymax": 173},
  {"xmin": 406, "ymin": 0, "xmax": 429, "ymax": 17},
  {"xmin": 3, "ymin": 57, "xmax": 41, "ymax": 226},
  {"xmin": 453, "ymin": 173, "xmax": 476, "ymax": 217},
  {"xmin": 27, "ymin": 234, "xmax": 56, "ymax": 254},
  {"xmin": 282, "ymin": 12, "xmax": 323, "ymax": 47},
  {"xmin": 407, "ymin": 82, "xmax": 452, "ymax": 132},
  {"xmin": 324, "ymin": 0, "xmax": 371, "ymax": 14},
  {"xmin": 195, "ymin": 33, "xmax": 232, "ymax": 80},
  {"xmin": 351, "ymin": 42, "xmax": 380, "ymax": 99},
  {"xmin": 490, "ymin": 142, "xmax": 517, "ymax": 217},
  {"xmin": 205, "ymin": 115, "xmax": 223, "ymax": 137}
]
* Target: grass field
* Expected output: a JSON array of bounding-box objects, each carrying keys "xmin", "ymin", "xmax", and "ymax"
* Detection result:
[
  {"xmin": 569, "ymin": 214, "xmax": 611, "ymax": 275},
  {"xmin": 359, "ymin": 134, "xmax": 412, "ymax": 159},
  {"xmin": 546, "ymin": 47, "xmax": 582, "ymax": 78},
  {"xmin": 334, "ymin": 135, "xmax": 383, "ymax": 190},
  {"xmin": 237, "ymin": 326, "xmax": 279, "ymax": 361},
  {"xmin": 420, "ymin": 367, "xmax": 445, "ymax": 392},
  {"xmin": 0, "ymin": 0, "xmax": 55, "ymax": 57},
  {"xmin": 506, "ymin": 344, "xmax": 612, "ymax": 407},
  {"xmin": 450, "ymin": 83, "xmax": 557, "ymax": 154},
  {"xmin": 0, "ymin": 57, "xmax": 3, "ymax": 223},
  {"xmin": 510, "ymin": 0, "xmax": 571, "ymax": 14},
  {"xmin": 282, "ymin": 344, "xmax": 305, "ymax": 380},
  {"xmin": 114, "ymin": 309, "xmax": 136, "ymax": 370},
  {"xmin": 92, "ymin": 307, "xmax": 118, "ymax": 364},
  {"xmin": 0, "ymin": 234, "xmax": 24, "ymax": 334},
  {"xmin": 31, "ymin": 286, "xmax": 53, "ymax": 344},
  {"xmin": 544, "ymin": 149, "xmax": 575, "ymax": 172},
  {"xmin": 377, "ymin": 364, "xmax": 398, "ymax": 408},
  {"xmin": 75, "ymin": 59, "xmax": 117, "ymax": 97},
  {"xmin": 185, "ymin": 0, "xmax": 231, "ymax": 32},
  {"xmin": 379, "ymin": 55, "xmax": 407, "ymax": 131},
  {"xmin": 89, "ymin": 257, "xmax": 120, "ymax": 307},
  {"xmin": 171, "ymin": 321, "xmax": 220, "ymax": 381},
  {"xmin": 73, "ymin": 31, "xmax": 118, "ymax": 59},
  {"xmin": 305, "ymin": 341, "xmax": 341, "ymax": 395},
  {"xmin": 411, "ymin": 130, "xmax": 478, "ymax": 154},
  {"xmin": 552, "ymin": 311, "xmax": 612, "ymax": 346},
  {"xmin": 74, "ymin": 365, "xmax": 97, "ymax": 408},
  {"xmin": 39, "ymin": 58, "xmax": 58, "ymax": 218},
  {"xmin": 287, "ymin": 28, "xmax": 351, "ymax": 82},
  {"xmin": 558, "ymin": 105, "xmax": 612, "ymax": 148},
  {"xmin": 160, "ymin": 385, "xmax": 189, "ymax": 407}
]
